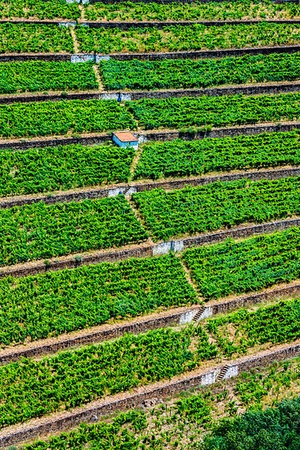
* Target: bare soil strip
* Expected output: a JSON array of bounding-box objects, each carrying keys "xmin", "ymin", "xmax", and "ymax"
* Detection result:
[{"xmin": 0, "ymin": 341, "xmax": 298, "ymax": 448}]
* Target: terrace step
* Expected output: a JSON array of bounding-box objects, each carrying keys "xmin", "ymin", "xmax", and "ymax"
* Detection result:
[
  {"xmin": 193, "ymin": 306, "xmax": 206, "ymax": 322},
  {"xmin": 217, "ymin": 365, "xmax": 230, "ymax": 381}
]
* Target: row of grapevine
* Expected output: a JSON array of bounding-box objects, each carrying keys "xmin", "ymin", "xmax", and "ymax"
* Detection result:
[
  {"xmin": 1, "ymin": 0, "xmax": 299, "ymax": 21},
  {"xmin": 182, "ymin": 226, "xmax": 300, "ymax": 300},
  {"xmin": 1, "ymin": 226, "xmax": 300, "ymax": 348},
  {"xmin": 100, "ymin": 53, "xmax": 300, "ymax": 90},
  {"xmin": 1, "ymin": 53, "xmax": 299, "ymax": 94},
  {"xmin": 0, "ymin": 23, "xmax": 74, "ymax": 54},
  {"xmin": 0, "ymin": 196, "xmax": 147, "ymax": 266},
  {"xmin": 0, "ymin": 298, "xmax": 298, "ymax": 428},
  {"xmin": 0, "ymin": 99, "xmax": 136, "ymax": 138},
  {"xmin": 0, "ymin": 131, "xmax": 299, "ymax": 198},
  {"xmin": 22, "ymin": 359, "xmax": 300, "ymax": 449},
  {"xmin": 132, "ymin": 176, "xmax": 300, "ymax": 241},
  {"xmin": 0, "ymin": 93, "xmax": 299, "ymax": 138},
  {"xmin": 0, "ymin": 143, "xmax": 135, "ymax": 196},
  {"xmin": 84, "ymin": 1, "xmax": 300, "ymax": 22},
  {"xmin": 126, "ymin": 92, "xmax": 300, "ymax": 130},
  {"xmin": 0, "ymin": 175, "xmax": 299, "ymax": 265},
  {"xmin": 0, "ymin": 325, "xmax": 216, "ymax": 427},
  {"xmin": 0, "ymin": 254, "xmax": 196, "ymax": 347},
  {"xmin": 0, "ymin": 22, "xmax": 299, "ymax": 55},
  {"xmin": 0, "ymin": 61, "xmax": 98, "ymax": 95},
  {"xmin": 205, "ymin": 298, "xmax": 300, "ymax": 357},
  {"xmin": 0, "ymin": 176, "xmax": 299, "ymax": 265},
  {"xmin": 0, "ymin": 0, "xmax": 81, "ymax": 20},
  {"xmin": 75, "ymin": 23, "xmax": 300, "ymax": 54},
  {"xmin": 133, "ymin": 130, "xmax": 300, "ymax": 180}
]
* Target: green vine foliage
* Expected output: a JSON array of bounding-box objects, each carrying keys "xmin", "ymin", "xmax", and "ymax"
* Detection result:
[
  {"xmin": 0, "ymin": 325, "xmax": 214, "ymax": 428},
  {"xmin": 134, "ymin": 131, "xmax": 300, "ymax": 180},
  {"xmin": 127, "ymin": 92, "xmax": 300, "ymax": 130},
  {"xmin": 75, "ymin": 23, "xmax": 300, "ymax": 54},
  {"xmin": 0, "ymin": 61, "xmax": 98, "ymax": 94},
  {"xmin": 0, "ymin": 23, "xmax": 74, "ymax": 53},
  {"xmin": 100, "ymin": 53, "xmax": 300, "ymax": 91},
  {"xmin": 0, "ymin": 196, "xmax": 147, "ymax": 266},
  {"xmin": 0, "ymin": 254, "xmax": 196, "ymax": 347},
  {"xmin": 0, "ymin": 299, "xmax": 298, "ymax": 429},
  {"xmin": 0, "ymin": 99, "xmax": 136, "ymax": 138},
  {"xmin": 23, "ymin": 360, "xmax": 300, "ymax": 449},
  {"xmin": 0, "ymin": 0, "xmax": 80, "ymax": 20},
  {"xmin": 132, "ymin": 176, "xmax": 300, "ymax": 241},
  {"xmin": 205, "ymin": 298, "xmax": 300, "ymax": 357},
  {"xmin": 84, "ymin": 0, "xmax": 300, "ymax": 22},
  {"xmin": 182, "ymin": 226, "xmax": 300, "ymax": 300},
  {"xmin": 0, "ymin": 143, "xmax": 135, "ymax": 197}
]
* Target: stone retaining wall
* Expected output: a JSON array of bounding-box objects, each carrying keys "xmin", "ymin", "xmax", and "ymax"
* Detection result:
[
  {"xmin": 0, "ymin": 45, "xmax": 299, "ymax": 63},
  {"xmin": 207, "ymin": 283, "xmax": 300, "ymax": 315},
  {"xmin": 0, "ymin": 343, "xmax": 298, "ymax": 447},
  {"xmin": 88, "ymin": 0, "xmax": 295, "ymax": 4},
  {"xmin": 181, "ymin": 218, "xmax": 300, "ymax": 249},
  {"xmin": 129, "ymin": 82, "xmax": 300, "ymax": 100},
  {"xmin": 0, "ymin": 217, "xmax": 299, "ymax": 280},
  {"xmin": 1, "ymin": 282, "xmax": 299, "ymax": 367},
  {"xmin": 2, "ymin": 82, "xmax": 299, "ymax": 105},
  {"xmin": 0, "ymin": 306, "xmax": 198, "ymax": 365},
  {"xmin": 0, "ymin": 122, "xmax": 299, "ymax": 151},
  {"xmin": 145, "ymin": 122, "xmax": 300, "ymax": 142},
  {"xmin": 0, "ymin": 53, "xmax": 71, "ymax": 62},
  {"xmin": 0, "ymin": 166, "xmax": 299, "ymax": 209},
  {"xmin": 3, "ymin": 19, "xmax": 300, "ymax": 29},
  {"xmin": 110, "ymin": 45, "xmax": 300, "ymax": 61},
  {"xmin": 86, "ymin": 19, "xmax": 300, "ymax": 29}
]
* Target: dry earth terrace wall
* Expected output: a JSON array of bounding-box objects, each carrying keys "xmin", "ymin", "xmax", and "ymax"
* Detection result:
[
  {"xmin": 0, "ymin": 166, "xmax": 299, "ymax": 209},
  {"xmin": 0, "ymin": 122, "xmax": 299, "ymax": 151},
  {"xmin": 0, "ymin": 45, "xmax": 299, "ymax": 62},
  {"xmin": 0, "ymin": 282, "xmax": 299, "ymax": 367},
  {"xmin": 0, "ymin": 217, "xmax": 299, "ymax": 280},
  {"xmin": 2, "ymin": 20, "xmax": 300, "ymax": 28},
  {"xmin": 0, "ymin": 342, "xmax": 298, "ymax": 448},
  {"xmin": 87, "ymin": 0, "xmax": 297, "ymax": 4},
  {"xmin": 2, "ymin": 82, "xmax": 300, "ymax": 105}
]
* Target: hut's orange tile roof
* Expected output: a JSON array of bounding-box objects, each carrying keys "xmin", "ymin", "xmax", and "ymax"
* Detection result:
[{"xmin": 113, "ymin": 131, "xmax": 138, "ymax": 142}]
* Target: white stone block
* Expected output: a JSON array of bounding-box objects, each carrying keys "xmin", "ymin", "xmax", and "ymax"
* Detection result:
[
  {"xmin": 108, "ymin": 188, "xmax": 125, "ymax": 197},
  {"xmin": 95, "ymin": 55, "xmax": 111, "ymax": 63},
  {"xmin": 120, "ymin": 93, "xmax": 132, "ymax": 101},
  {"xmin": 201, "ymin": 370, "xmax": 217, "ymax": 386},
  {"xmin": 153, "ymin": 242, "xmax": 172, "ymax": 256},
  {"xmin": 223, "ymin": 365, "xmax": 238, "ymax": 379},
  {"xmin": 59, "ymin": 22, "xmax": 76, "ymax": 27},
  {"xmin": 179, "ymin": 309, "xmax": 198, "ymax": 324},
  {"xmin": 125, "ymin": 187, "xmax": 137, "ymax": 196},
  {"xmin": 138, "ymin": 135, "xmax": 147, "ymax": 144},
  {"xmin": 99, "ymin": 93, "xmax": 119, "ymax": 101},
  {"xmin": 71, "ymin": 54, "xmax": 94, "ymax": 64},
  {"xmin": 173, "ymin": 240, "xmax": 184, "ymax": 253}
]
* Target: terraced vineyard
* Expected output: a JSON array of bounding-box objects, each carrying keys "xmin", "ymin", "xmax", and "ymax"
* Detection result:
[
  {"xmin": 0, "ymin": 0, "xmax": 299, "ymax": 448},
  {"xmin": 100, "ymin": 53, "xmax": 300, "ymax": 90}
]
